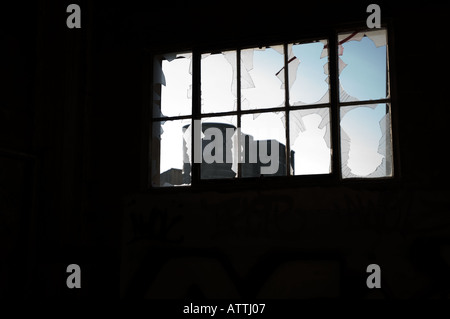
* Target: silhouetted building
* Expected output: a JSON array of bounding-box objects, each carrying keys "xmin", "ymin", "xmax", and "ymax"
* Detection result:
[
  {"xmin": 159, "ymin": 168, "xmax": 183, "ymax": 186},
  {"xmin": 240, "ymin": 134, "xmax": 295, "ymax": 178},
  {"xmin": 170, "ymin": 123, "xmax": 295, "ymax": 184}
]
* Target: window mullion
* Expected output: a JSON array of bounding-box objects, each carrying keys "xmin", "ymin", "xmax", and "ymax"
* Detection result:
[
  {"xmin": 339, "ymin": 98, "xmax": 391, "ymax": 107},
  {"xmin": 237, "ymin": 49, "xmax": 242, "ymax": 178},
  {"xmin": 283, "ymin": 43, "xmax": 291, "ymax": 177},
  {"xmin": 191, "ymin": 49, "xmax": 201, "ymax": 186},
  {"xmin": 328, "ymin": 31, "xmax": 341, "ymax": 180}
]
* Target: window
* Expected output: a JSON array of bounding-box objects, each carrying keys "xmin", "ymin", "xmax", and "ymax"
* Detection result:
[{"xmin": 151, "ymin": 28, "xmax": 393, "ymax": 187}]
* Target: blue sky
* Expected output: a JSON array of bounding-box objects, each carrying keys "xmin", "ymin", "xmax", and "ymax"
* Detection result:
[
  {"xmin": 340, "ymin": 35, "xmax": 387, "ymax": 101},
  {"xmin": 290, "ymin": 41, "xmax": 329, "ymax": 105},
  {"xmin": 339, "ymin": 30, "xmax": 390, "ymax": 177}
]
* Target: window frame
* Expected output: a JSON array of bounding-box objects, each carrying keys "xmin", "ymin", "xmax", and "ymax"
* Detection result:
[{"xmin": 144, "ymin": 23, "xmax": 400, "ymax": 191}]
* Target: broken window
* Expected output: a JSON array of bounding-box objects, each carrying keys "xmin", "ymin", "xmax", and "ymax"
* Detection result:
[
  {"xmin": 338, "ymin": 30, "xmax": 388, "ymax": 101},
  {"xmin": 289, "ymin": 108, "xmax": 331, "ymax": 175},
  {"xmin": 151, "ymin": 28, "xmax": 394, "ymax": 187},
  {"xmin": 152, "ymin": 52, "xmax": 192, "ymax": 187},
  {"xmin": 337, "ymin": 29, "xmax": 393, "ymax": 178},
  {"xmin": 288, "ymin": 40, "xmax": 329, "ymax": 105},
  {"xmin": 154, "ymin": 52, "xmax": 192, "ymax": 118},
  {"xmin": 241, "ymin": 46, "xmax": 285, "ymax": 110},
  {"xmin": 340, "ymin": 104, "xmax": 393, "ymax": 178},
  {"xmin": 200, "ymin": 116, "xmax": 238, "ymax": 179},
  {"xmin": 151, "ymin": 118, "xmax": 191, "ymax": 187},
  {"xmin": 240, "ymin": 112, "xmax": 287, "ymax": 177},
  {"xmin": 201, "ymin": 51, "xmax": 237, "ymax": 113}
]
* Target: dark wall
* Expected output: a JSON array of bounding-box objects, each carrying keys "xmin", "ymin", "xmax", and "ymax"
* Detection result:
[{"xmin": 2, "ymin": 0, "xmax": 450, "ymax": 299}]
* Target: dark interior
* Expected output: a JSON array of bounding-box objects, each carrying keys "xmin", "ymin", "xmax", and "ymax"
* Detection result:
[{"xmin": 2, "ymin": 0, "xmax": 450, "ymax": 299}]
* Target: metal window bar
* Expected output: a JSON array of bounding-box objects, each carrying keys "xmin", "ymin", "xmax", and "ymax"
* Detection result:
[
  {"xmin": 328, "ymin": 31, "xmax": 340, "ymax": 179},
  {"xmin": 191, "ymin": 49, "xmax": 201, "ymax": 186},
  {"xmin": 236, "ymin": 49, "xmax": 242, "ymax": 178},
  {"xmin": 283, "ymin": 43, "xmax": 291, "ymax": 177}
]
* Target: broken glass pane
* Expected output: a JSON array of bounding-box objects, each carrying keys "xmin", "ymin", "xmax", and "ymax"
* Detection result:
[
  {"xmin": 340, "ymin": 104, "xmax": 393, "ymax": 178},
  {"xmin": 200, "ymin": 116, "xmax": 238, "ymax": 180},
  {"xmin": 338, "ymin": 29, "xmax": 388, "ymax": 102},
  {"xmin": 288, "ymin": 40, "xmax": 329, "ymax": 106},
  {"xmin": 241, "ymin": 45, "xmax": 285, "ymax": 110},
  {"xmin": 151, "ymin": 118, "xmax": 191, "ymax": 187},
  {"xmin": 290, "ymin": 108, "xmax": 331, "ymax": 175},
  {"xmin": 201, "ymin": 51, "xmax": 237, "ymax": 114},
  {"xmin": 240, "ymin": 112, "xmax": 287, "ymax": 177},
  {"xmin": 153, "ymin": 52, "xmax": 192, "ymax": 118}
]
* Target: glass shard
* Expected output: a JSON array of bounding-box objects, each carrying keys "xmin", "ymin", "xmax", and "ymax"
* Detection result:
[
  {"xmin": 340, "ymin": 104, "xmax": 393, "ymax": 178},
  {"xmin": 288, "ymin": 40, "xmax": 330, "ymax": 106},
  {"xmin": 338, "ymin": 29, "xmax": 388, "ymax": 101},
  {"xmin": 201, "ymin": 51, "xmax": 237, "ymax": 114},
  {"xmin": 240, "ymin": 112, "xmax": 287, "ymax": 177},
  {"xmin": 290, "ymin": 108, "xmax": 331, "ymax": 175},
  {"xmin": 199, "ymin": 116, "xmax": 238, "ymax": 180},
  {"xmin": 275, "ymin": 44, "xmax": 299, "ymax": 90},
  {"xmin": 241, "ymin": 46, "xmax": 285, "ymax": 110},
  {"xmin": 153, "ymin": 52, "xmax": 192, "ymax": 118},
  {"xmin": 152, "ymin": 118, "xmax": 192, "ymax": 187}
]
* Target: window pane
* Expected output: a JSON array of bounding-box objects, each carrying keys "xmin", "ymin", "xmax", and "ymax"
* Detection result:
[
  {"xmin": 240, "ymin": 112, "xmax": 287, "ymax": 177},
  {"xmin": 151, "ymin": 119, "xmax": 191, "ymax": 187},
  {"xmin": 201, "ymin": 51, "xmax": 237, "ymax": 114},
  {"xmin": 200, "ymin": 116, "xmax": 238, "ymax": 180},
  {"xmin": 340, "ymin": 104, "xmax": 393, "ymax": 178},
  {"xmin": 288, "ymin": 40, "xmax": 329, "ymax": 106},
  {"xmin": 153, "ymin": 52, "xmax": 192, "ymax": 118},
  {"xmin": 241, "ymin": 45, "xmax": 285, "ymax": 110},
  {"xmin": 290, "ymin": 108, "xmax": 331, "ymax": 175},
  {"xmin": 338, "ymin": 29, "xmax": 388, "ymax": 102}
]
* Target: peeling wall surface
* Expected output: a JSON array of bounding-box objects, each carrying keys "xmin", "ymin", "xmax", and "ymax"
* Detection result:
[{"xmin": 3, "ymin": 0, "xmax": 450, "ymax": 300}]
